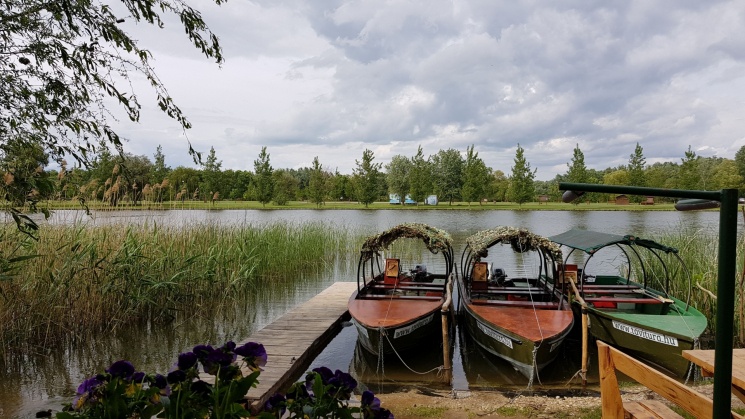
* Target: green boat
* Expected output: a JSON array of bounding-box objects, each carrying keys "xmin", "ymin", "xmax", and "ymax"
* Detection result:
[{"xmin": 549, "ymin": 229, "xmax": 708, "ymax": 377}]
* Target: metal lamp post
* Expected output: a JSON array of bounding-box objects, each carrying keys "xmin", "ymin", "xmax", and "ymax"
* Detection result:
[{"xmin": 559, "ymin": 182, "xmax": 738, "ymax": 418}]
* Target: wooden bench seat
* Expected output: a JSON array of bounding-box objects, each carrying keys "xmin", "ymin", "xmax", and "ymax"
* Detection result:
[
  {"xmin": 585, "ymin": 296, "xmax": 664, "ymax": 305},
  {"xmin": 358, "ymin": 294, "xmax": 442, "ymax": 301},
  {"xmin": 623, "ymin": 400, "xmax": 683, "ymax": 418},
  {"xmin": 368, "ymin": 284, "xmax": 444, "ymax": 292},
  {"xmin": 481, "ymin": 289, "xmax": 551, "ymax": 296},
  {"xmin": 397, "ymin": 281, "xmax": 445, "ymax": 287},
  {"xmin": 471, "ymin": 299, "xmax": 559, "ymax": 309}
]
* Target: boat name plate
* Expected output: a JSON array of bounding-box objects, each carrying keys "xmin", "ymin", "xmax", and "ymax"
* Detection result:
[
  {"xmin": 611, "ymin": 320, "xmax": 679, "ymax": 347},
  {"xmin": 394, "ymin": 314, "xmax": 433, "ymax": 339},
  {"xmin": 477, "ymin": 321, "xmax": 514, "ymax": 349}
]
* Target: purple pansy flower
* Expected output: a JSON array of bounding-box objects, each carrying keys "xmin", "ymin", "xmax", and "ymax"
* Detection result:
[
  {"xmin": 167, "ymin": 369, "xmax": 187, "ymax": 384},
  {"xmin": 202, "ymin": 348, "xmax": 235, "ymax": 375},
  {"xmin": 77, "ymin": 376, "xmax": 103, "ymax": 395},
  {"xmin": 264, "ymin": 393, "xmax": 286, "ymax": 415},
  {"xmin": 192, "ymin": 344, "xmax": 214, "ymax": 359},
  {"xmin": 235, "ymin": 342, "xmax": 267, "ymax": 368},
  {"xmin": 221, "ymin": 341, "xmax": 236, "ymax": 352},
  {"xmin": 312, "ymin": 366, "xmax": 334, "ymax": 384},
  {"xmin": 132, "ymin": 371, "xmax": 146, "ymax": 383},
  {"xmin": 177, "ymin": 351, "xmax": 198, "ymax": 370},
  {"xmin": 106, "ymin": 360, "xmax": 135, "ymax": 379},
  {"xmin": 150, "ymin": 374, "xmax": 167, "ymax": 389}
]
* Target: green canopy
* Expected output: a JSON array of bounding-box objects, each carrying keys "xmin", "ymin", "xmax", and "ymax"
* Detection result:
[
  {"xmin": 360, "ymin": 223, "xmax": 452, "ymax": 261},
  {"xmin": 549, "ymin": 228, "xmax": 678, "ymax": 255}
]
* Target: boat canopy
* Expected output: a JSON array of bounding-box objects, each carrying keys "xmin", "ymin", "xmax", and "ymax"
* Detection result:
[
  {"xmin": 464, "ymin": 226, "xmax": 562, "ymax": 261},
  {"xmin": 549, "ymin": 229, "xmax": 678, "ymax": 255},
  {"xmin": 360, "ymin": 223, "xmax": 453, "ymax": 261}
]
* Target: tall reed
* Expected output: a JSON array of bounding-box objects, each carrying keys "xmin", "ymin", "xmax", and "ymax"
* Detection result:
[
  {"xmin": 0, "ymin": 221, "xmax": 362, "ymax": 352},
  {"xmin": 630, "ymin": 226, "xmax": 745, "ymax": 345}
]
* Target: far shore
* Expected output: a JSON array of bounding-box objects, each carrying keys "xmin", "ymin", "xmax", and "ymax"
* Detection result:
[{"xmin": 44, "ymin": 200, "xmax": 686, "ymax": 212}]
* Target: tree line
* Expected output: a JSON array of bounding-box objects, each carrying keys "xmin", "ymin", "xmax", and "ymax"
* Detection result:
[{"xmin": 3, "ymin": 140, "xmax": 745, "ymax": 210}]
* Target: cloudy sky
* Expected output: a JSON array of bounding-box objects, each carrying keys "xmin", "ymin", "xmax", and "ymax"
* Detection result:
[{"xmin": 111, "ymin": 0, "xmax": 745, "ymax": 180}]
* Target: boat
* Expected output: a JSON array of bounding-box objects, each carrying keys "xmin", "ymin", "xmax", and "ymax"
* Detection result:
[
  {"xmin": 348, "ymin": 223, "xmax": 454, "ymax": 356},
  {"xmin": 457, "ymin": 226, "xmax": 574, "ymax": 380},
  {"xmin": 549, "ymin": 228, "xmax": 708, "ymax": 377}
]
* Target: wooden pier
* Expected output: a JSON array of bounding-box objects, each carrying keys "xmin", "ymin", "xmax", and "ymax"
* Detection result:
[{"xmin": 241, "ymin": 281, "xmax": 357, "ymax": 412}]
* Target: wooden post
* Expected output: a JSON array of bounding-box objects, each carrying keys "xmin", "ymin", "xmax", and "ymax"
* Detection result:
[
  {"xmin": 569, "ymin": 277, "xmax": 588, "ymax": 386},
  {"xmin": 440, "ymin": 275, "xmax": 453, "ymax": 383},
  {"xmin": 597, "ymin": 341, "xmax": 624, "ymax": 418}
]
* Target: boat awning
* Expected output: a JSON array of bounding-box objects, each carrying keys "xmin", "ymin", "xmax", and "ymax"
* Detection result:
[
  {"xmin": 360, "ymin": 223, "xmax": 453, "ymax": 261},
  {"xmin": 549, "ymin": 229, "xmax": 678, "ymax": 255}
]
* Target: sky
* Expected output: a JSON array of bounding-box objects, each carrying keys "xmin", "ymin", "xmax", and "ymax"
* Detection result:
[{"xmin": 110, "ymin": 0, "xmax": 745, "ymax": 181}]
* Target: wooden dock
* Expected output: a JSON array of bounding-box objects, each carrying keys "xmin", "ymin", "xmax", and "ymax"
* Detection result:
[{"xmin": 242, "ymin": 281, "xmax": 357, "ymax": 412}]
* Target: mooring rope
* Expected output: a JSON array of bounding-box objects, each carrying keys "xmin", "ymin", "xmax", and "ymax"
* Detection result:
[{"xmin": 379, "ymin": 325, "xmax": 445, "ymax": 376}]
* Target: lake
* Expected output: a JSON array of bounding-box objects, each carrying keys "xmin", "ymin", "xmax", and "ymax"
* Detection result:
[{"xmin": 1, "ymin": 209, "xmax": 722, "ymax": 417}]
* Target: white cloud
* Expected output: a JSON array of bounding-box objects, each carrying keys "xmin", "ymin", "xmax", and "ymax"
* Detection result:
[{"xmin": 105, "ymin": 0, "xmax": 745, "ymax": 180}]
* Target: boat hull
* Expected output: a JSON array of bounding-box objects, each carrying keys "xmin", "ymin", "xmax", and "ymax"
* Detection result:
[
  {"xmin": 460, "ymin": 303, "xmax": 573, "ymax": 379},
  {"xmin": 578, "ymin": 302, "xmax": 706, "ymax": 377},
  {"xmin": 348, "ymin": 291, "xmax": 444, "ymax": 356}
]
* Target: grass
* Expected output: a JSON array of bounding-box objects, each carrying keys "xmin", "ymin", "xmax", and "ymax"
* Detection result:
[{"xmin": 0, "ymin": 221, "xmax": 364, "ymax": 352}]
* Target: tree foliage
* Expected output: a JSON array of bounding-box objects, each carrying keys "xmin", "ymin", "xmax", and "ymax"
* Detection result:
[
  {"xmin": 431, "ymin": 148, "xmax": 464, "ymax": 205},
  {"xmin": 308, "ymin": 156, "xmax": 328, "ymax": 207},
  {"xmin": 1, "ymin": 0, "xmax": 225, "ymax": 164},
  {"xmin": 253, "ymin": 147, "xmax": 274, "ymax": 207},
  {"xmin": 461, "ymin": 145, "xmax": 490, "ymax": 205},
  {"xmin": 352, "ymin": 149, "xmax": 382, "ymax": 208},
  {"xmin": 508, "ymin": 144, "xmax": 536, "ymax": 205},
  {"xmin": 385, "ymin": 155, "xmax": 411, "ymax": 204},
  {"xmin": 408, "ymin": 146, "xmax": 432, "ymax": 205}
]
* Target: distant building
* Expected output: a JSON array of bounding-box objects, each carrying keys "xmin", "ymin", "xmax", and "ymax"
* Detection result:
[
  {"xmin": 426, "ymin": 195, "xmax": 438, "ymax": 205},
  {"xmin": 615, "ymin": 194, "xmax": 630, "ymax": 205},
  {"xmin": 388, "ymin": 194, "xmax": 400, "ymax": 204},
  {"xmin": 538, "ymin": 195, "xmax": 549, "ymax": 204}
]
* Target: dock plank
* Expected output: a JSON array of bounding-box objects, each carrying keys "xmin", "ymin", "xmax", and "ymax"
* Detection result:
[{"xmin": 239, "ymin": 282, "xmax": 357, "ymax": 413}]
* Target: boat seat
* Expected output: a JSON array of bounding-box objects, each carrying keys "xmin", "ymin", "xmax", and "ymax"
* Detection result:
[
  {"xmin": 484, "ymin": 289, "xmax": 550, "ymax": 296},
  {"xmin": 359, "ymin": 294, "xmax": 442, "ymax": 301},
  {"xmin": 383, "ymin": 258, "xmax": 400, "ymax": 285},
  {"xmin": 472, "ymin": 261, "xmax": 488, "ymax": 291},
  {"xmin": 585, "ymin": 297, "xmax": 664, "ymax": 305},
  {"xmin": 369, "ymin": 284, "xmax": 444, "ymax": 292},
  {"xmin": 472, "ymin": 299, "xmax": 560, "ymax": 309}
]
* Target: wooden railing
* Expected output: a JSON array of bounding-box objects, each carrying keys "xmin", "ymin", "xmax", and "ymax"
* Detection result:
[{"xmin": 598, "ymin": 341, "xmax": 744, "ymax": 418}]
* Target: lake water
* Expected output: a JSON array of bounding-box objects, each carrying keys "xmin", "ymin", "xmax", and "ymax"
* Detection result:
[{"xmin": 1, "ymin": 209, "xmax": 723, "ymax": 417}]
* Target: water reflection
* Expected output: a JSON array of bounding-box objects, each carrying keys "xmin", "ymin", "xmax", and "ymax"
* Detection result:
[{"xmin": 1, "ymin": 209, "xmax": 722, "ymax": 416}]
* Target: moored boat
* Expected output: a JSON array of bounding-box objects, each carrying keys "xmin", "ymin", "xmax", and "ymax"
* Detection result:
[
  {"xmin": 348, "ymin": 223, "xmax": 454, "ymax": 356},
  {"xmin": 457, "ymin": 226, "xmax": 574, "ymax": 380},
  {"xmin": 549, "ymin": 228, "xmax": 708, "ymax": 377}
]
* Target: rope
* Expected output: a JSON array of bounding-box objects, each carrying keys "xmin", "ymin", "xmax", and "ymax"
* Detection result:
[{"xmin": 379, "ymin": 325, "xmax": 445, "ymax": 376}]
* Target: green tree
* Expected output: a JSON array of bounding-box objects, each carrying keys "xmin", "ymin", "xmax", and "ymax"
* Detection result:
[
  {"xmin": 352, "ymin": 149, "xmax": 383, "ymax": 208},
  {"xmin": 253, "ymin": 147, "xmax": 274, "ymax": 207},
  {"xmin": 489, "ymin": 170, "xmax": 510, "ymax": 202},
  {"xmin": 329, "ymin": 170, "xmax": 350, "ymax": 201},
  {"xmin": 628, "ymin": 143, "xmax": 646, "ymax": 191},
  {"xmin": 385, "ymin": 155, "xmax": 411, "ymax": 204},
  {"xmin": 431, "ymin": 148, "xmax": 464, "ymax": 205},
  {"xmin": 272, "ymin": 169, "xmax": 298, "ymax": 206},
  {"xmin": 508, "ymin": 144, "xmax": 536, "ymax": 205},
  {"xmin": 167, "ymin": 166, "xmax": 201, "ymax": 202},
  {"xmin": 151, "ymin": 145, "xmax": 170, "ymax": 185},
  {"xmin": 0, "ymin": 139, "xmax": 54, "ymax": 231},
  {"xmin": 201, "ymin": 146, "xmax": 222, "ymax": 204},
  {"xmin": 1, "ymin": 0, "xmax": 224, "ymax": 165},
  {"xmin": 409, "ymin": 146, "xmax": 432, "ymax": 205},
  {"xmin": 565, "ymin": 144, "xmax": 588, "ymax": 204},
  {"xmin": 461, "ymin": 145, "xmax": 490, "ymax": 205},
  {"xmin": 711, "ymin": 159, "xmax": 743, "ymax": 190},
  {"xmin": 308, "ymin": 156, "xmax": 328, "ymax": 208},
  {"xmin": 678, "ymin": 146, "xmax": 700, "ymax": 190}
]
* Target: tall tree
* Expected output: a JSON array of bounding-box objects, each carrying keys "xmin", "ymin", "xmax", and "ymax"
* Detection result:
[
  {"xmin": 0, "ymin": 139, "xmax": 54, "ymax": 229},
  {"xmin": 308, "ymin": 156, "xmax": 328, "ymax": 208},
  {"xmin": 735, "ymin": 146, "xmax": 745, "ymax": 194},
  {"xmin": 272, "ymin": 169, "xmax": 298, "ymax": 206},
  {"xmin": 489, "ymin": 170, "xmax": 510, "ymax": 202},
  {"xmin": 253, "ymin": 147, "xmax": 274, "ymax": 207},
  {"xmin": 385, "ymin": 155, "xmax": 411, "ymax": 204},
  {"xmin": 352, "ymin": 149, "xmax": 383, "ymax": 208},
  {"xmin": 409, "ymin": 146, "xmax": 432, "ymax": 205},
  {"xmin": 628, "ymin": 143, "xmax": 646, "ymax": 187},
  {"xmin": 508, "ymin": 144, "xmax": 536, "ymax": 205},
  {"xmin": 678, "ymin": 146, "xmax": 700, "ymax": 190},
  {"xmin": 201, "ymin": 146, "xmax": 222, "ymax": 203},
  {"xmin": 711, "ymin": 159, "xmax": 743, "ymax": 190},
  {"xmin": 565, "ymin": 144, "xmax": 588, "ymax": 204},
  {"xmin": 461, "ymin": 145, "xmax": 490, "ymax": 205},
  {"xmin": 1, "ymin": 0, "xmax": 224, "ymax": 165},
  {"xmin": 431, "ymin": 148, "xmax": 464, "ymax": 205},
  {"xmin": 151, "ymin": 145, "xmax": 170, "ymax": 185},
  {"xmin": 329, "ymin": 170, "xmax": 350, "ymax": 202}
]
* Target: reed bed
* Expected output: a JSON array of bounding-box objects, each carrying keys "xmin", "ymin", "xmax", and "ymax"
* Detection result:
[
  {"xmin": 629, "ymin": 226, "xmax": 745, "ymax": 345},
  {"xmin": 0, "ymin": 221, "xmax": 363, "ymax": 352}
]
